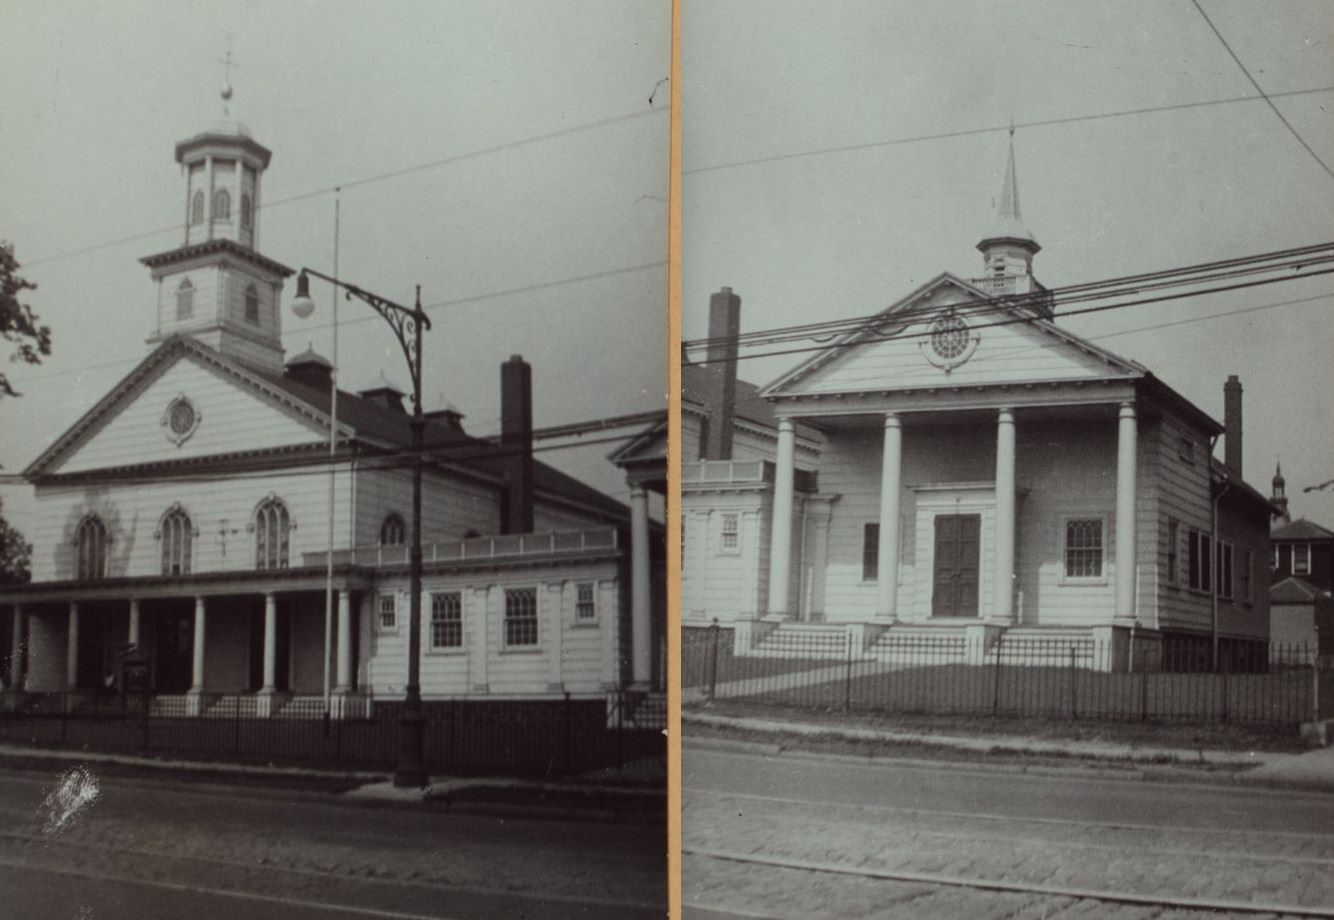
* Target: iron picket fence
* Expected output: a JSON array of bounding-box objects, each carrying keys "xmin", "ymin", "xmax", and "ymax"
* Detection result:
[
  {"xmin": 683, "ymin": 622, "xmax": 1328, "ymax": 727},
  {"xmin": 0, "ymin": 690, "xmax": 665, "ymax": 777}
]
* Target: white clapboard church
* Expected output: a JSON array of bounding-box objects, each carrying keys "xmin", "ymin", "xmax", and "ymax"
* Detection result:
[
  {"xmin": 682, "ymin": 136, "xmax": 1274, "ymax": 670},
  {"xmin": 0, "ymin": 105, "xmax": 663, "ymax": 719}
]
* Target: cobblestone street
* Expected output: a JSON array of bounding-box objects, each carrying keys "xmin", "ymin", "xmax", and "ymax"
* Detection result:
[{"xmin": 684, "ymin": 745, "xmax": 1334, "ymax": 919}]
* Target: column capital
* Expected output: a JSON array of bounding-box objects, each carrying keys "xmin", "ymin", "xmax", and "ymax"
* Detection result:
[
  {"xmin": 883, "ymin": 412, "xmax": 901, "ymax": 429},
  {"xmin": 775, "ymin": 416, "xmax": 795, "ymax": 432},
  {"xmin": 997, "ymin": 406, "xmax": 1015, "ymax": 422},
  {"xmin": 1118, "ymin": 400, "xmax": 1136, "ymax": 416},
  {"xmin": 628, "ymin": 484, "xmax": 648, "ymax": 499}
]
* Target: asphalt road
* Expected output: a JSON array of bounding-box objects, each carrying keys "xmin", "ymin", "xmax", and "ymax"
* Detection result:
[
  {"xmin": 683, "ymin": 744, "xmax": 1334, "ymax": 919},
  {"xmin": 0, "ymin": 766, "xmax": 665, "ymax": 920}
]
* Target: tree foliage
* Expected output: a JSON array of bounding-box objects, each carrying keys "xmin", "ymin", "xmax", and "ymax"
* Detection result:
[
  {"xmin": 0, "ymin": 499, "xmax": 32, "ymax": 585},
  {"xmin": 1, "ymin": 241, "xmax": 51, "ymax": 398}
]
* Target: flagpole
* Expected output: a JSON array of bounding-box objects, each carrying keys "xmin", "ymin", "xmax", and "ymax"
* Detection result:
[{"xmin": 323, "ymin": 190, "xmax": 340, "ymax": 719}]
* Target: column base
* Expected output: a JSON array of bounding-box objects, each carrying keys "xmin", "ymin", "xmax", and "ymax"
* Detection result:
[
  {"xmin": 330, "ymin": 691, "xmax": 370, "ymax": 720},
  {"xmin": 185, "ymin": 690, "xmax": 209, "ymax": 717}
]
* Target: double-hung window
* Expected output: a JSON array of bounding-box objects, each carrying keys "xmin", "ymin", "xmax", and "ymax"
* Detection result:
[
  {"xmin": 575, "ymin": 582, "xmax": 597, "ymax": 623},
  {"xmin": 1216, "ymin": 541, "xmax": 1234, "ymax": 600},
  {"xmin": 719, "ymin": 512, "xmax": 740, "ymax": 553},
  {"xmin": 1166, "ymin": 519, "xmax": 1179, "ymax": 584},
  {"xmin": 378, "ymin": 594, "xmax": 397, "ymax": 631},
  {"xmin": 1294, "ymin": 544, "xmax": 1311, "ymax": 575},
  {"xmin": 1063, "ymin": 518, "xmax": 1104, "ymax": 580},
  {"xmin": 1188, "ymin": 529, "xmax": 1212, "ymax": 592},
  {"xmin": 504, "ymin": 588, "xmax": 538, "ymax": 647},
  {"xmin": 862, "ymin": 523, "xmax": 879, "ymax": 582},
  {"xmin": 429, "ymin": 592, "xmax": 462, "ymax": 649}
]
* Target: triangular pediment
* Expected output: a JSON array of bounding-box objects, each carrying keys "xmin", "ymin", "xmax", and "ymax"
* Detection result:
[
  {"xmin": 609, "ymin": 417, "xmax": 668, "ymax": 466},
  {"xmin": 29, "ymin": 337, "xmax": 340, "ymax": 478},
  {"xmin": 763, "ymin": 273, "xmax": 1144, "ymax": 398}
]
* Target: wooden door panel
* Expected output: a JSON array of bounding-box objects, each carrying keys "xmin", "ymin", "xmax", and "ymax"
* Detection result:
[{"xmin": 932, "ymin": 514, "xmax": 981, "ymax": 618}]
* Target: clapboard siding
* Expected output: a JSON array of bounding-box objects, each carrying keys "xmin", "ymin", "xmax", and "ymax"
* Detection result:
[
  {"xmin": 353, "ymin": 467, "xmax": 499, "ymax": 547},
  {"xmin": 52, "ymin": 354, "xmax": 324, "ymax": 474},
  {"xmin": 155, "ymin": 268, "xmax": 221, "ymax": 337},
  {"xmin": 1148, "ymin": 413, "xmax": 1216, "ymax": 632},
  {"xmin": 364, "ymin": 561, "xmax": 618, "ymax": 698},
  {"xmin": 786, "ymin": 292, "xmax": 1134, "ymax": 396},
  {"xmin": 29, "ymin": 468, "xmax": 351, "ymax": 581},
  {"xmin": 218, "ymin": 266, "xmax": 280, "ymax": 343},
  {"xmin": 679, "ymin": 498, "xmax": 768, "ymax": 622}
]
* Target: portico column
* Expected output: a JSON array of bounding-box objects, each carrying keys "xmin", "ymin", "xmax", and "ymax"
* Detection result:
[
  {"xmin": 10, "ymin": 606, "xmax": 25, "ymax": 692},
  {"xmin": 66, "ymin": 603, "xmax": 80, "ymax": 689},
  {"xmin": 1115, "ymin": 401, "xmax": 1138, "ymax": 621},
  {"xmin": 767, "ymin": 417, "xmax": 797, "ymax": 617},
  {"xmin": 190, "ymin": 597, "xmax": 206, "ymax": 693},
  {"xmin": 335, "ymin": 589, "xmax": 353, "ymax": 692},
  {"xmin": 994, "ymin": 407, "xmax": 1017, "ymax": 623},
  {"xmin": 876, "ymin": 413, "xmax": 903, "ymax": 620},
  {"xmin": 127, "ymin": 599, "xmax": 141, "ymax": 648},
  {"xmin": 629, "ymin": 485, "xmax": 652, "ymax": 686},
  {"xmin": 261, "ymin": 593, "xmax": 277, "ymax": 693}
]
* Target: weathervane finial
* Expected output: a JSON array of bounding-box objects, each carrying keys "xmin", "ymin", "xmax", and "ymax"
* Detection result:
[{"xmin": 217, "ymin": 38, "xmax": 237, "ymax": 115}]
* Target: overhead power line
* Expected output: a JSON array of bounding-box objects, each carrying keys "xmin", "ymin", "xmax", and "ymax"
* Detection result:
[
  {"xmin": 683, "ymin": 85, "xmax": 1334, "ymax": 178},
  {"xmin": 23, "ymin": 107, "xmax": 668, "ymax": 268},
  {"xmin": 683, "ymin": 246, "xmax": 1334, "ymax": 366},
  {"xmin": 683, "ymin": 243, "xmax": 1334, "ymax": 357},
  {"xmin": 1190, "ymin": 0, "xmax": 1334, "ymax": 182}
]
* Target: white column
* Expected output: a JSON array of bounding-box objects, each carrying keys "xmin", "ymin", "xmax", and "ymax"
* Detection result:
[
  {"xmin": 66, "ymin": 603, "xmax": 80, "ymax": 689},
  {"xmin": 877, "ymin": 413, "xmax": 903, "ymax": 620},
  {"xmin": 629, "ymin": 485, "xmax": 652, "ymax": 686},
  {"xmin": 10, "ymin": 606, "xmax": 25, "ymax": 692},
  {"xmin": 127, "ymin": 599, "xmax": 141, "ymax": 648},
  {"xmin": 1115, "ymin": 401, "xmax": 1138, "ymax": 621},
  {"xmin": 994, "ymin": 407, "xmax": 1017, "ymax": 623},
  {"xmin": 190, "ymin": 596, "xmax": 207, "ymax": 692},
  {"xmin": 767, "ymin": 417, "xmax": 797, "ymax": 617},
  {"xmin": 262, "ymin": 593, "xmax": 277, "ymax": 693},
  {"xmin": 335, "ymin": 590, "xmax": 353, "ymax": 691}
]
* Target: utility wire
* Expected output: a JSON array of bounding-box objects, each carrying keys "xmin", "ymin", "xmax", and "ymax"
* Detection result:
[
  {"xmin": 684, "ymin": 85, "xmax": 1334, "ymax": 177},
  {"xmin": 684, "ymin": 243, "xmax": 1334, "ymax": 354},
  {"xmin": 684, "ymin": 266, "xmax": 1334, "ymax": 367},
  {"xmin": 8, "ymin": 260, "xmax": 667, "ymax": 385},
  {"xmin": 1189, "ymin": 0, "xmax": 1334, "ymax": 182},
  {"xmin": 23, "ymin": 108, "xmax": 668, "ymax": 268}
]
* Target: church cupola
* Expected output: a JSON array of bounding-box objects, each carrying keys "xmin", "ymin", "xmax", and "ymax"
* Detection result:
[
  {"xmin": 975, "ymin": 129, "xmax": 1042, "ymax": 300},
  {"xmin": 1272, "ymin": 461, "xmax": 1291, "ymax": 525},
  {"xmin": 139, "ymin": 78, "xmax": 293, "ymax": 375}
]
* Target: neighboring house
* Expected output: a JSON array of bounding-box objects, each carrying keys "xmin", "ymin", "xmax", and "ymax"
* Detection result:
[
  {"xmin": 0, "ymin": 111, "xmax": 661, "ymax": 717},
  {"xmin": 683, "ymin": 136, "xmax": 1275, "ymax": 671},
  {"xmin": 1266, "ymin": 491, "xmax": 1334, "ymax": 660}
]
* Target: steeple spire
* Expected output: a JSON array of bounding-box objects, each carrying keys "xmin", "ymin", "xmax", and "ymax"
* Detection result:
[{"xmin": 974, "ymin": 128, "xmax": 1042, "ymax": 300}]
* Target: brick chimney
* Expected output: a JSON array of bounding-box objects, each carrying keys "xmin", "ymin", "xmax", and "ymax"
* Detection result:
[
  {"xmin": 701, "ymin": 287, "xmax": 741, "ymax": 461},
  {"xmin": 1224, "ymin": 375, "xmax": 1242, "ymax": 477},
  {"xmin": 500, "ymin": 355, "xmax": 534, "ymax": 535}
]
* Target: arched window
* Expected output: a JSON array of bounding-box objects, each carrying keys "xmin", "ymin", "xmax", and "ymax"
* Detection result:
[
  {"xmin": 190, "ymin": 190, "xmax": 205, "ymax": 225},
  {"xmin": 380, "ymin": 513, "xmax": 406, "ymax": 546},
  {"xmin": 240, "ymin": 193, "xmax": 252, "ymax": 228},
  {"xmin": 176, "ymin": 279, "xmax": 194, "ymax": 318},
  {"xmin": 212, "ymin": 189, "xmax": 231, "ymax": 221},
  {"xmin": 244, "ymin": 283, "xmax": 259, "ymax": 324},
  {"xmin": 254, "ymin": 498, "xmax": 291, "ymax": 570},
  {"xmin": 160, "ymin": 506, "xmax": 193, "ymax": 575},
  {"xmin": 76, "ymin": 514, "xmax": 109, "ymax": 580}
]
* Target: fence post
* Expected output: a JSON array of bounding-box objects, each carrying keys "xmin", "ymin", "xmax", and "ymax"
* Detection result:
[
  {"xmin": 1220, "ymin": 651, "xmax": 1229, "ymax": 724},
  {"xmin": 562, "ymin": 692, "xmax": 573, "ymax": 774},
  {"xmin": 1139, "ymin": 661, "xmax": 1148, "ymax": 722},
  {"xmin": 234, "ymin": 695, "xmax": 241, "ymax": 754},
  {"xmin": 707, "ymin": 620, "xmax": 720, "ymax": 702},
  {"xmin": 843, "ymin": 630, "xmax": 853, "ymax": 713},
  {"xmin": 1313, "ymin": 642, "xmax": 1321, "ymax": 725},
  {"xmin": 616, "ymin": 690, "xmax": 625, "ymax": 770},
  {"xmin": 1069, "ymin": 647, "xmax": 1077, "ymax": 720},
  {"xmin": 142, "ymin": 688, "xmax": 151, "ymax": 752},
  {"xmin": 60, "ymin": 692, "xmax": 68, "ymax": 744},
  {"xmin": 992, "ymin": 635, "xmax": 1003, "ymax": 717},
  {"xmin": 448, "ymin": 699, "xmax": 457, "ymax": 771}
]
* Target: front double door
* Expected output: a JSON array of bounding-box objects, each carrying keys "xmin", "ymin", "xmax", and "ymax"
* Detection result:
[{"xmin": 932, "ymin": 514, "xmax": 980, "ymax": 618}]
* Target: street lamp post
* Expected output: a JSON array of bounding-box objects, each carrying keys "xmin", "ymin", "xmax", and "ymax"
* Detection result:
[{"xmin": 292, "ymin": 267, "xmax": 431, "ymax": 788}]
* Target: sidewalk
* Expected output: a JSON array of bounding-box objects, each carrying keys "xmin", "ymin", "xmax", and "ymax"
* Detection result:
[
  {"xmin": 685, "ymin": 710, "xmax": 1334, "ymax": 793},
  {"xmin": 0, "ymin": 742, "xmax": 666, "ymax": 820}
]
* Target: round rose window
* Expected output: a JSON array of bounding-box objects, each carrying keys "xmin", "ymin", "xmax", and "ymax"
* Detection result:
[
  {"xmin": 930, "ymin": 315, "xmax": 970, "ymax": 360},
  {"xmin": 162, "ymin": 396, "xmax": 200, "ymax": 445}
]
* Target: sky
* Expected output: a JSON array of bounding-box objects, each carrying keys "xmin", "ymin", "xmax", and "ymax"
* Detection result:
[
  {"xmin": 682, "ymin": 1, "xmax": 1334, "ymax": 524},
  {"xmin": 0, "ymin": 0, "xmax": 670, "ymax": 535}
]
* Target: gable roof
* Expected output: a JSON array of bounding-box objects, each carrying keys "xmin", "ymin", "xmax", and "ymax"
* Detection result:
[
  {"xmin": 1270, "ymin": 575, "xmax": 1330, "ymax": 604},
  {"xmin": 760, "ymin": 272, "xmax": 1148, "ymax": 398},
  {"xmin": 25, "ymin": 334, "xmax": 628, "ymax": 521},
  {"xmin": 1271, "ymin": 517, "xmax": 1334, "ymax": 541}
]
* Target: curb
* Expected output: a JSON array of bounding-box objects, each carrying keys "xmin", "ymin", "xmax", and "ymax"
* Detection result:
[{"xmin": 684, "ymin": 713, "xmax": 1334, "ymax": 794}]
